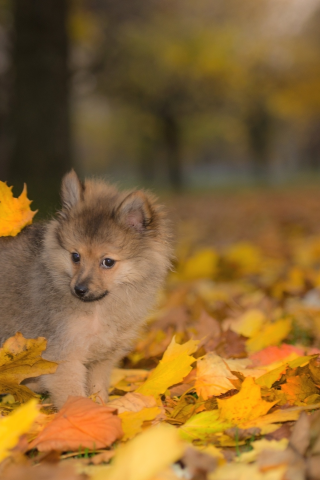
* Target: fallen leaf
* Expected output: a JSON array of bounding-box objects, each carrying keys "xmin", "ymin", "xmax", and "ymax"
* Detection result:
[
  {"xmin": 120, "ymin": 406, "xmax": 162, "ymax": 440},
  {"xmin": 250, "ymin": 344, "xmax": 305, "ymax": 367},
  {"xmin": 178, "ymin": 249, "xmax": 218, "ymax": 281},
  {"xmin": 0, "ymin": 333, "xmax": 57, "ymax": 402},
  {"xmin": 281, "ymin": 374, "xmax": 319, "ymax": 405},
  {"xmin": 256, "ymin": 355, "xmax": 315, "ymax": 388},
  {"xmin": 92, "ymin": 424, "xmax": 185, "ymax": 480},
  {"xmin": 0, "ymin": 399, "xmax": 38, "ymax": 462},
  {"xmin": 168, "ymin": 394, "xmax": 205, "ymax": 425},
  {"xmin": 29, "ymin": 396, "xmax": 123, "ymax": 452},
  {"xmin": 181, "ymin": 446, "xmax": 217, "ymax": 477},
  {"xmin": 238, "ymin": 438, "xmax": 288, "ymax": 463},
  {"xmin": 109, "ymin": 369, "xmax": 149, "ymax": 389},
  {"xmin": 0, "ymin": 182, "xmax": 37, "ymax": 237},
  {"xmin": 210, "ymin": 462, "xmax": 287, "ymax": 480},
  {"xmin": 215, "ymin": 329, "xmax": 247, "ymax": 359},
  {"xmin": 1, "ymin": 463, "xmax": 86, "ymax": 480},
  {"xmin": 107, "ymin": 392, "xmax": 157, "ymax": 414},
  {"xmin": 217, "ymin": 377, "xmax": 277, "ymax": 425},
  {"xmin": 178, "ymin": 410, "xmax": 232, "ymax": 442},
  {"xmin": 227, "ymin": 309, "xmax": 266, "ymax": 337},
  {"xmin": 90, "ymin": 450, "xmax": 115, "ymax": 465},
  {"xmin": 246, "ymin": 318, "xmax": 292, "ymax": 354},
  {"xmin": 136, "ymin": 337, "xmax": 199, "ymax": 397},
  {"xmin": 241, "ymin": 403, "xmax": 320, "ymax": 433},
  {"xmin": 308, "ymin": 355, "xmax": 320, "ymax": 384},
  {"xmin": 195, "ymin": 353, "xmax": 265, "ymax": 399}
]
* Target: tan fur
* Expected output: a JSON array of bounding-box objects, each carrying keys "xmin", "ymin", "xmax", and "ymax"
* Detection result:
[{"xmin": 0, "ymin": 171, "xmax": 172, "ymax": 408}]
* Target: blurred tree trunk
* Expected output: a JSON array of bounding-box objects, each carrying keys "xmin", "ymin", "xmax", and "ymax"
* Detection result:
[
  {"xmin": 139, "ymin": 135, "xmax": 156, "ymax": 184},
  {"xmin": 9, "ymin": 0, "xmax": 71, "ymax": 207},
  {"xmin": 161, "ymin": 111, "xmax": 182, "ymax": 191},
  {"xmin": 245, "ymin": 101, "xmax": 272, "ymax": 182}
]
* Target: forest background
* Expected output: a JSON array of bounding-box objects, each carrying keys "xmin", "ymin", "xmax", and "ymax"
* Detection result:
[{"xmin": 0, "ymin": 0, "xmax": 320, "ymax": 208}]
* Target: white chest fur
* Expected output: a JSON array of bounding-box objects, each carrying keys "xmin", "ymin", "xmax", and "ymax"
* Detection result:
[{"xmin": 63, "ymin": 304, "xmax": 118, "ymax": 362}]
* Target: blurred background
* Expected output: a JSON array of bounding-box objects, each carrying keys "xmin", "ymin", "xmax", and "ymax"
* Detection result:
[{"xmin": 1, "ymin": 0, "xmax": 320, "ymax": 241}]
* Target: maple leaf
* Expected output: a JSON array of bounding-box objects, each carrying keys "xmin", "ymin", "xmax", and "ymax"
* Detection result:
[
  {"xmin": 92, "ymin": 424, "xmax": 185, "ymax": 480},
  {"xmin": 238, "ymin": 438, "xmax": 288, "ymax": 464},
  {"xmin": 256, "ymin": 355, "xmax": 315, "ymax": 389},
  {"xmin": 246, "ymin": 318, "xmax": 292, "ymax": 354},
  {"xmin": 120, "ymin": 406, "xmax": 162, "ymax": 440},
  {"xmin": 107, "ymin": 392, "xmax": 157, "ymax": 414},
  {"xmin": 176, "ymin": 249, "xmax": 219, "ymax": 281},
  {"xmin": 29, "ymin": 396, "xmax": 123, "ymax": 451},
  {"xmin": 281, "ymin": 374, "xmax": 320, "ymax": 405},
  {"xmin": 227, "ymin": 309, "xmax": 266, "ymax": 337},
  {"xmin": 195, "ymin": 353, "xmax": 265, "ymax": 399},
  {"xmin": 250, "ymin": 344, "xmax": 305, "ymax": 367},
  {"xmin": 0, "ymin": 332, "xmax": 58, "ymax": 402},
  {"xmin": 217, "ymin": 377, "xmax": 277, "ymax": 426},
  {"xmin": 179, "ymin": 410, "xmax": 232, "ymax": 442},
  {"xmin": 136, "ymin": 337, "xmax": 199, "ymax": 397},
  {"xmin": 0, "ymin": 182, "xmax": 37, "ymax": 237},
  {"xmin": 0, "ymin": 399, "xmax": 38, "ymax": 462}
]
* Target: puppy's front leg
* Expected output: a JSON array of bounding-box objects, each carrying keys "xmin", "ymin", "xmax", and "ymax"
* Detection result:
[
  {"xmin": 87, "ymin": 360, "xmax": 114, "ymax": 403},
  {"xmin": 40, "ymin": 358, "xmax": 88, "ymax": 409}
]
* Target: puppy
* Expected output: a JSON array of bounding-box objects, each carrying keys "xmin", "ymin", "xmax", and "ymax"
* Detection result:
[{"xmin": 0, "ymin": 171, "xmax": 172, "ymax": 408}]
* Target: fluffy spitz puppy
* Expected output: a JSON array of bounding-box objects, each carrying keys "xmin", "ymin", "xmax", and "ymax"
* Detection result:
[{"xmin": 0, "ymin": 171, "xmax": 172, "ymax": 408}]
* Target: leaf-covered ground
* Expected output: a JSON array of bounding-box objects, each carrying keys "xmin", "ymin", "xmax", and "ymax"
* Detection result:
[{"xmin": 3, "ymin": 186, "xmax": 320, "ymax": 479}]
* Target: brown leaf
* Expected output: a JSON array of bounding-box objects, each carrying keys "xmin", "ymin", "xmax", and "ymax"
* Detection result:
[
  {"xmin": 29, "ymin": 396, "xmax": 123, "ymax": 452},
  {"xmin": 181, "ymin": 446, "xmax": 217, "ymax": 477},
  {"xmin": 90, "ymin": 450, "xmax": 115, "ymax": 465},
  {"xmin": 215, "ymin": 329, "xmax": 247, "ymax": 359},
  {"xmin": 289, "ymin": 412, "xmax": 310, "ymax": 456},
  {"xmin": 224, "ymin": 426, "xmax": 261, "ymax": 441},
  {"xmin": 107, "ymin": 392, "xmax": 157, "ymax": 414},
  {"xmin": 281, "ymin": 374, "xmax": 320, "ymax": 405},
  {"xmin": 1, "ymin": 463, "xmax": 86, "ymax": 480},
  {"xmin": 0, "ymin": 333, "xmax": 57, "ymax": 402},
  {"xmin": 309, "ymin": 355, "xmax": 320, "ymax": 384}
]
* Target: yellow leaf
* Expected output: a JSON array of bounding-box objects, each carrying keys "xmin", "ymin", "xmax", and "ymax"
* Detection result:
[
  {"xmin": 195, "ymin": 353, "xmax": 265, "ymax": 399},
  {"xmin": 120, "ymin": 406, "xmax": 162, "ymax": 440},
  {"xmin": 224, "ymin": 243, "xmax": 263, "ymax": 275},
  {"xmin": 0, "ymin": 182, "xmax": 37, "ymax": 237},
  {"xmin": 110, "ymin": 369, "xmax": 149, "ymax": 389},
  {"xmin": 0, "ymin": 399, "xmax": 38, "ymax": 462},
  {"xmin": 237, "ymin": 438, "xmax": 288, "ymax": 463},
  {"xmin": 246, "ymin": 318, "xmax": 292, "ymax": 354},
  {"xmin": 136, "ymin": 337, "xmax": 199, "ymax": 397},
  {"xmin": 243, "ymin": 402, "xmax": 320, "ymax": 433},
  {"xmin": 217, "ymin": 377, "xmax": 277, "ymax": 425},
  {"xmin": 178, "ymin": 249, "xmax": 218, "ymax": 281},
  {"xmin": 0, "ymin": 332, "xmax": 58, "ymax": 402},
  {"xmin": 256, "ymin": 355, "xmax": 314, "ymax": 388},
  {"xmin": 229, "ymin": 309, "xmax": 266, "ymax": 338},
  {"xmin": 179, "ymin": 410, "xmax": 232, "ymax": 442},
  {"xmin": 92, "ymin": 424, "xmax": 185, "ymax": 480},
  {"xmin": 210, "ymin": 463, "xmax": 286, "ymax": 480}
]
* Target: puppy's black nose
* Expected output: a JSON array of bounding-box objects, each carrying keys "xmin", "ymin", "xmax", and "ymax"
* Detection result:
[{"xmin": 74, "ymin": 284, "xmax": 88, "ymax": 298}]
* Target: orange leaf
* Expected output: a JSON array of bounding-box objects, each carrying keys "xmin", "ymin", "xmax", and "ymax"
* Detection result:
[
  {"xmin": 281, "ymin": 375, "xmax": 320, "ymax": 406},
  {"xmin": 250, "ymin": 344, "xmax": 305, "ymax": 367},
  {"xmin": 0, "ymin": 183, "xmax": 37, "ymax": 237},
  {"xmin": 29, "ymin": 396, "xmax": 123, "ymax": 452}
]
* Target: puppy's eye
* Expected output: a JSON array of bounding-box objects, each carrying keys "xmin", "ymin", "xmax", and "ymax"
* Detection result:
[
  {"xmin": 71, "ymin": 252, "xmax": 80, "ymax": 263},
  {"xmin": 101, "ymin": 258, "xmax": 115, "ymax": 269}
]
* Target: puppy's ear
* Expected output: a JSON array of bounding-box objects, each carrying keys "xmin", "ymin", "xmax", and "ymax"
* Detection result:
[
  {"xmin": 60, "ymin": 170, "xmax": 84, "ymax": 211},
  {"xmin": 116, "ymin": 191, "xmax": 153, "ymax": 232}
]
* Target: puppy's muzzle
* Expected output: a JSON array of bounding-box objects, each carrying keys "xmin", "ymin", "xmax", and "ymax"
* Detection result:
[
  {"xmin": 72, "ymin": 284, "xmax": 108, "ymax": 302},
  {"xmin": 74, "ymin": 284, "xmax": 88, "ymax": 298}
]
